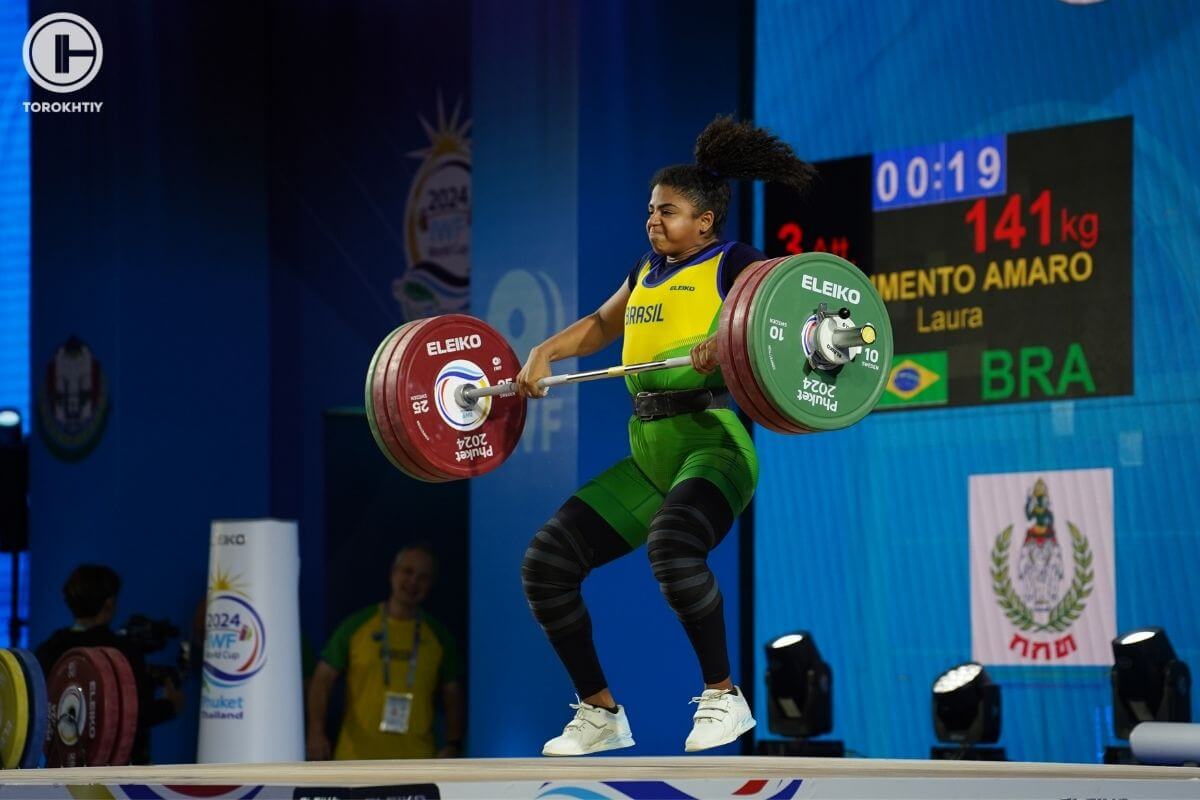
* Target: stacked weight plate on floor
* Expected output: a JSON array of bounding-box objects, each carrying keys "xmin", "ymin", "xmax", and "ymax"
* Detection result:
[
  {"xmin": 98, "ymin": 646, "xmax": 139, "ymax": 766},
  {"xmin": 366, "ymin": 314, "xmax": 527, "ymax": 482},
  {"xmin": 46, "ymin": 647, "xmax": 139, "ymax": 767},
  {"xmin": 0, "ymin": 649, "xmax": 30, "ymax": 769},
  {"xmin": 10, "ymin": 648, "xmax": 48, "ymax": 769},
  {"xmin": 718, "ymin": 252, "xmax": 893, "ymax": 432}
]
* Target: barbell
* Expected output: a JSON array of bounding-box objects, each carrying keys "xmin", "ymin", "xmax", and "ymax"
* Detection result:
[{"xmin": 365, "ymin": 252, "xmax": 894, "ymax": 481}]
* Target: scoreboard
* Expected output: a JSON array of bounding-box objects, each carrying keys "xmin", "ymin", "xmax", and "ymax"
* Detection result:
[{"xmin": 764, "ymin": 117, "xmax": 1132, "ymax": 410}]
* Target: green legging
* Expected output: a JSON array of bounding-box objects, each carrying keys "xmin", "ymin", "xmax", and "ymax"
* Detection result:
[{"xmin": 575, "ymin": 408, "xmax": 758, "ymax": 548}]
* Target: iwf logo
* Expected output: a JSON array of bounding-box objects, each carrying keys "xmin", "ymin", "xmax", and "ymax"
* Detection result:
[
  {"xmin": 203, "ymin": 594, "xmax": 267, "ymax": 688},
  {"xmin": 203, "ymin": 568, "xmax": 268, "ymax": 689},
  {"xmin": 23, "ymin": 13, "xmax": 102, "ymax": 93},
  {"xmin": 393, "ymin": 94, "xmax": 472, "ymax": 321},
  {"xmin": 434, "ymin": 359, "xmax": 491, "ymax": 432},
  {"xmin": 485, "ymin": 269, "xmax": 567, "ymax": 454}
]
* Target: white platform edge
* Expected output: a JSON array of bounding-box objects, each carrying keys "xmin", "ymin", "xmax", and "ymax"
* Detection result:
[{"xmin": 0, "ymin": 756, "xmax": 1197, "ymax": 785}]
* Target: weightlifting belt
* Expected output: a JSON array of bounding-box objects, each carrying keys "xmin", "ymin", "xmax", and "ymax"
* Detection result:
[{"xmin": 632, "ymin": 388, "xmax": 729, "ymax": 422}]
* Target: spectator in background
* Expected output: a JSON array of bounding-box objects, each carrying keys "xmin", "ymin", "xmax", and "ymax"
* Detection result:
[
  {"xmin": 35, "ymin": 564, "xmax": 184, "ymax": 764},
  {"xmin": 306, "ymin": 543, "xmax": 465, "ymax": 759}
]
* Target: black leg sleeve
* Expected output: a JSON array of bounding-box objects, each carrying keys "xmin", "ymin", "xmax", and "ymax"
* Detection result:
[
  {"xmin": 645, "ymin": 478, "xmax": 736, "ymax": 685},
  {"xmin": 520, "ymin": 496, "xmax": 633, "ymax": 698}
]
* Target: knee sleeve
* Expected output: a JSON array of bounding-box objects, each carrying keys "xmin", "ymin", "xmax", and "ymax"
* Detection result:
[
  {"xmin": 646, "ymin": 502, "xmax": 723, "ymax": 623},
  {"xmin": 520, "ymin": 497, "xmax": 632, "ymax": 697},
  {"xmin": 520, "ymin": 506, "xmax": 596, "ymax": 640}
]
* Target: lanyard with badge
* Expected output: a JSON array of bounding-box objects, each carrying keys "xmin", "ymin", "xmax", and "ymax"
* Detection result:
[{"xmin": 378, "ymin": 605, "xmax": 422, "ymax": 734}]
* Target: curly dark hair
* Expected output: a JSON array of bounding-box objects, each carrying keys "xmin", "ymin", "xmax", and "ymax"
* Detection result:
[
  {"xmin": 650, "ymin": 115, "xmax": 816, "ymax": 234},
  {"xmin": 63, "ymin": 564, "xmax": 121, "ymax": 619}
]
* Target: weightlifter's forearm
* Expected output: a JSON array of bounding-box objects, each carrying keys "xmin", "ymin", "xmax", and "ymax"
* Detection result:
[{"xmin": 534, "ymin": 312, "xmax": 618, "ymax": 361}]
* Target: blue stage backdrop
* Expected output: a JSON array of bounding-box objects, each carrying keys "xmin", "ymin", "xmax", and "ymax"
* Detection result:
[
  {"xmin": 25, "ymin": 0, "xmax": 470, "ymax": 763},
  {"xmin": 0, "ymin": 0, "xmax": 30, "ymax": 645},
  {"xmin": 26, "ymin": 0, "xmax": 273, "ymax": 764},
  {"xmin": 0, "ymin": 0, "xmax": 28, "ymax": 431},
  {"xmin": 265, "ymin": 0, "xmax": 471, "ymax": 653},
  {"xmin": 469, "ymin": 0, "xmax": 583, "ymax": 757},
  {"xmin": 752, "ymin": 0, "xmax": 1200, "ymax": 762}
]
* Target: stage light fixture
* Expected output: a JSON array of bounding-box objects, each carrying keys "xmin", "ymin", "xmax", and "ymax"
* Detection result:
[
  {"xmin": 931, "ymin": 661, "xmax": 1001, "ymax": 745},
  {"xmin": 0, "ymin": 409, "xmax": 19, "ymax": 447},
  {"xmin": 764, "ymin": 631, "xmax": 833, "ymax": 738},
  {"xmin": 1111, "ymin": 627, "xmax": 1191, "ymax": 740}
]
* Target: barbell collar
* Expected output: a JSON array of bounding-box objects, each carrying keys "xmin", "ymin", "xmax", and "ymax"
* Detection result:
[{"xmin": 831, "ymin": 323, "xmax": 876, "ymax": 349}]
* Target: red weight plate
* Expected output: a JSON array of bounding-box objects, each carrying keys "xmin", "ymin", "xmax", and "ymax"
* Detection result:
[
  {"xmin": 735, "ymin": 259, "xmax": 813, "ymax": 433},
  {"xmin": 718, "ymin": 260, "xmax": 782, "ymax": 432},
  {"xmin": 732, "ymin": 258, "xmax": 811, "ymax": 433},
  {"xmin": 369, "ymin": 321, "xmax": 446, "ymax": 482},
  {"xmin": 390, "ymin": 314, "xmax": 526, "ymax": 479},
  {"xmin": 719, "ymin": 259, "xmax": 801, "ymax": 433},
  {"xmin": 46, "ymin": 648, "xmax": 119, "ymax": 767},
  {"xmin": 372, "ymin": 320, "xmax": 449, "ymax": 482},
  {"xmin": 366, "ymin": 323, "xmax": 429, "ymax": 480},
  {"xmin": 741, "ymin": 257, "xmax": 825, "ymax": 433},
  {"xmin": 380, "ymin": 318, "xmax": 459, "ymax": 482},
  {"xmin": 96, "ymin": 647, "xmax": 138, "ymax": 766},
  {"xmin": 721, "ymin": 261, "xmax": 793, "ymax": 433}
]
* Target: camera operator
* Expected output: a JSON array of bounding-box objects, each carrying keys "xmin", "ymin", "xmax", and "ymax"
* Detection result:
[{"xmin": 34, "ymin": 564, "xmax": 185, "ymax": 764}]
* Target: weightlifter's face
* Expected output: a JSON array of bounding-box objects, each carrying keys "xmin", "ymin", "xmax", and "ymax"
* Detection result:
[
  {"xmin": 647, "ymin": 184, "xmax": 714, "ymax": 258},
  {"xmin": 390, "ymin": 549, "xmax": 435, "ymax": 606}
]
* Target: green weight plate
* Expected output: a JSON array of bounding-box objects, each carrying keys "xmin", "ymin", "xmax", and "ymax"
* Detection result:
[
  {"xmin": 746, "ymin": 252, "xmax": 892, "ymax": 431},
  {"xmin": 0, "ymin": 649, "xmax": 29, "ymax": 769}
]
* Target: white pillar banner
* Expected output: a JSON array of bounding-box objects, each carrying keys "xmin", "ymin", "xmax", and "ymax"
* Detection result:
[{"xmin": 197, "ymin": 519, "xmax": 303, "ymax": 763}]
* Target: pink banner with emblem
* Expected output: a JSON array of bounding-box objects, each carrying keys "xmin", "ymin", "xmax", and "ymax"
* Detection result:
[{"xmin": 970, "ymin": 468, "xmax": 1116, "ymax": 666}]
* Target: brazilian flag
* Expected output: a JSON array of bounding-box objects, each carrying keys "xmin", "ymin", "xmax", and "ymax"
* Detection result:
[{"xmin": 877, "ymin": 351, "xmax": 948, "ymax": 408}]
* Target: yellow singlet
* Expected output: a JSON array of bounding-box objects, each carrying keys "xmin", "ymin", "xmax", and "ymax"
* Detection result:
[{"xmin": 621, "ymin": 241, "xmax": 737, "ymax": 394}]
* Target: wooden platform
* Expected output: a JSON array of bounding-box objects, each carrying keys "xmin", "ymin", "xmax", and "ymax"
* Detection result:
[{"xmin": 0, "ymin": 756, "xmax": 1197, "ymax": 799}]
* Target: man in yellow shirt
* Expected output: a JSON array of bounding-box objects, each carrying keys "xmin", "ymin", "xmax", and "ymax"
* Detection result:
[{"xmin": 306, "ymin": 544, "xmax": 465, "ymax": 759}]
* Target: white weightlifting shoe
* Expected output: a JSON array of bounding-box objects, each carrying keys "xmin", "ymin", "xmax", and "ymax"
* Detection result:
[
  {"xmin": 684, "ymin": 686, "xmax": 756, "ymax": 752},
  {"xmin": 542, "ymin": 699, "xmax": 635, "ymax": 756}
]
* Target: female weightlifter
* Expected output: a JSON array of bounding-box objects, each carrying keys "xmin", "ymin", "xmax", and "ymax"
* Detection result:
[{"xmin": 515, "ymin": 116, "xmax": 815, "ymax": 755}]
